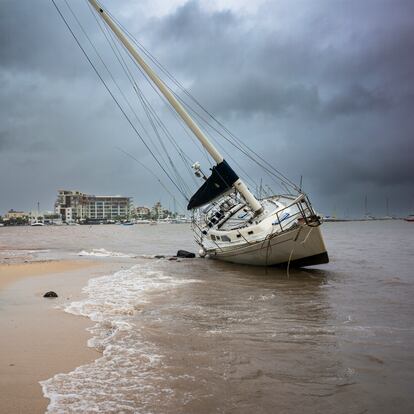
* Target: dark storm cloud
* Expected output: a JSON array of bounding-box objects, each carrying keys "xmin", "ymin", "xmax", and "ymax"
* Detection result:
[
  {"xmin": 322, "ymin": 84, "xmax": 393, "ymax": 116},
  {"xmin": 142, "ymin": 0, "xmax": 414, "ymax": 215},
  {"xmin": 0, "ymin": 0, "xmax": 413, "ymax": 216}
]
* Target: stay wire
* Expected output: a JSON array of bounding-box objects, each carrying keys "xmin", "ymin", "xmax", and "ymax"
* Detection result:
[
  {"xmin": 135, "ymin": 86, "xmax": 191, "ymax": 197},
  {"xmin": 104, "ymin": 8, "xmax": 299, "ymax": 190},
  {"xmin": 94, "ymin": 12, "xmax": 199, "ymax": 192},
  {"xmin": 103, "ymin": 21, "xmax": 257, "ymax": 191},
  {"xmin": 51, "ymin": 0, "xmax": 189, "ymax": 201},
  {"xmin": 115, "ymin": 147, "xmax": 187, "ymax": 212},
  {"xmin": 85, "ymin": 2, "xmax": 175, "ymax": 179},
  {"xmin": 119, "ymin": 44, "xmax": 212, "ymax": 169},
  {"xmin": 70, "ymin": 0, "xmax": 174, "ymax": 185},
  {"xmin": 103, "ymin": 8, "xmax": 212, "ymax": 166}
]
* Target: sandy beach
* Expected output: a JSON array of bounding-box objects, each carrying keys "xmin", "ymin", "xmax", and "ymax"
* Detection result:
[
  {"xmin": 0, "ymin": 259, "xmax": 110, "ymax": 413},
  {"xmin": 0, "ymin": 260, "xmax": 96, "ymax": 290}
]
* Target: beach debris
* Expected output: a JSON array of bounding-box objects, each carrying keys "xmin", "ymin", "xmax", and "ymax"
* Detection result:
[
  {"xmin": 43, "ymin": 291, "xmax": 58, "ymax": 298},
  {"xmin": 176, "ymin": 250, "xmax": 196, "ymax": 258},
  {"xmin": 154, "ymin": 255, "xmax": 165, "ymax": 259},
  {"xmin": 168, "ymin": 257, "xmax": 178, "ymax": 261}
]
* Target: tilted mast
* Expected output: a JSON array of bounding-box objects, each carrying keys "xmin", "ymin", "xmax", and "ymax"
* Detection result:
[{"xmin": 88, "ymin": 0, "xmax": 262, "ymax": 214}]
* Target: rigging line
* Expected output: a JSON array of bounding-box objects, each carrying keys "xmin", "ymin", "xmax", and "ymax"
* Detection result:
[
  {"xmin": 67, "ymin": 1, "xmax": 155, "ymax": 141},
  {"xmin": 132, "ymin": 72, "xmax": 198, "ymax": 190},
  {"xmin": 131, "ymin": 74, "xmax": 193, "ymax": 196},
  {"xmin": 98, "ymin": 18, "xmax": 201, "ymax": 189},
  {"xmin": 104, "ymin": 12, "xmax": 298, "ymax": 189},
  {"xmin": 179, "ymin": 102, "xmax": 259, "ymax": 189},
  {"xmin": 138, "ymin": 90, "xmax": 199, "ymax": 190},
  {"xmin": 181, "ymin": 101, "xmax": 297, "ymax": 192},
  {"xmin": 86, "ymin": 1, "xmax": 188, "ymax": 191},
  {"xmin": 85, "ymin": 3, "xmax": 173, "ymax": 174},
  {"xmin": 135, "ymin": 86, "xmax": 191, "ymax": 197},
  {"xmin": 51, "ymin": 0, "xmax": 188, "ymax": 201},
  {"xmin": 171, "ymin": 93, "xmax": 268, "ymax": 190},
  {"xmin": 139, "ymin": 46, "xmax": 299, "ymax": 190},
  {"xmin": 131, "ymin": 77, "xmax": 199, "ymax": 184},
  {"xmin": 97, "ymin": 7, "xmax": 211, "ymax": 168},
  {"xmin": 102, "ymin": 9, "xmax": 214, "ymax": 166},
  {"xmin": 118, "ymin": 43, "xmax": 212, "ymax": 167},
  {"xmin": 118, "ymin": 40, "xmax": 257, "ymax": 190},
  {"xmin": 172, "ymin": 81, "xmax": 299, "ymax": 189},
  {"xmin": 99, "ymin": 4, "xmax": 295, "ymax": 196},
  {"xmin": 72, "ymin": 0, "xmax": 173, "ymax": 180},
  {"xmin": 115, "ymin": 146, "xmax": 187, "ymax": 210},
  {"xmin": 173, "ymin": 91, "xmax": 297, "ymax": 190}
]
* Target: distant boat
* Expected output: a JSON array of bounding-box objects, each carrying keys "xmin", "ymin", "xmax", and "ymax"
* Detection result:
[
  {"xmin": 322, "ymin": 216, "xmax": 348, "ymax": 222},
  {"xmin": 31, "ymin": 201, "xmax": 44, "ymax": 226},
  {"xmin": 405, "ymin": 214, "xmax": 414, "ymax": 222},
  {"xmin": 122, "ymin": 221, "xmax": 134, "ymax": 226}
]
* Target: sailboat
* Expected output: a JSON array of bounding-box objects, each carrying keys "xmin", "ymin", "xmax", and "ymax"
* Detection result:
[
  {"xmin": 31, "ymin": 202, "xmax": 45, "ymax": 226},
  {"xmin": 59, "ymin": 0, "xmax": 329, "ymax": 267}
]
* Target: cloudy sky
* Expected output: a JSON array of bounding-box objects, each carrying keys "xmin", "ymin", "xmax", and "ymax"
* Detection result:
[{"xmin": 1, "ymin": 0, "xmax": 413, "ymax": 217}]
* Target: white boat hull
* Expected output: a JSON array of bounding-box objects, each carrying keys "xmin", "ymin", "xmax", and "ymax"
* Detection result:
[{"xmin": 206, "ymin": 224, "xmax": 328, "ymax": 267}]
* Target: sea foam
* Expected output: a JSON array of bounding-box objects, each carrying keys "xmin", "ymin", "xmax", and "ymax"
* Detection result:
[
  {"xmin": 40, "ymin": 262, "xmax": 200, "ymax": 413},
  {"xmin": 77, "ymin": 248, "xmax": 134, "ymax": 258}
]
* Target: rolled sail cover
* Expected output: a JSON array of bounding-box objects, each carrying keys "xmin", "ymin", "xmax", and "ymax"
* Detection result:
[{"xmin": 187, "ymin": 160, "xmax": 239, "ymax": 210}]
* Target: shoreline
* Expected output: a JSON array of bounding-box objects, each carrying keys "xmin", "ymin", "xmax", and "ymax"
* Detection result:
[{"xmin": 0, "ymin": 259, "xmax": 119, "ymax": 413}]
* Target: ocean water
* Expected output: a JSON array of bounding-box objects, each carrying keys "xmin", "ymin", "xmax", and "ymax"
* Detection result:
[{"xmin": 1, "ymin": 222, "xmax": 413, "ymax": 413}]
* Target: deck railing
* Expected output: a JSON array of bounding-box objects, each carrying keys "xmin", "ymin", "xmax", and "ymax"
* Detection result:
[
  {"xmin": 270, "ymin": 193, "xmax": 320, "ymax": 235},
  {"xmin": 192, "ymin": 193, "xmax": 321, "ymax": 246}
]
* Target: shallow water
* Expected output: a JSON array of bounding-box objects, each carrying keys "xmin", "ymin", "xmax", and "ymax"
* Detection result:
[{"xmin": 1, "ymin": 221, "xmax": 413, "ymax": 413}]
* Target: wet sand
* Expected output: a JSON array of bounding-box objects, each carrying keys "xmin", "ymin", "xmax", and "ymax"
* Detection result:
[
  {"xmin": 0, "ymin": 260, "xmax": 110, "ymax": 413},
  {"xmin": 0, "ymin": 260, "xmax": 97, "ymax": 290}
]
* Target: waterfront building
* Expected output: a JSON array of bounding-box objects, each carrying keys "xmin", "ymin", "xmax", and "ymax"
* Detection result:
[
  {"xmin": 151, "ymin": 201, "xmax": 166, "ymax": 220},
  {"xmin": 134, "ymin": 206, "xmax": 151, "ymax": 220},
  {"xmin": 4, "ymin": 209, "xmax": 28, "ymax": 220},
  {"xmin": 55, "ymin": 190, "xmax": 131, "ymax": 223}
]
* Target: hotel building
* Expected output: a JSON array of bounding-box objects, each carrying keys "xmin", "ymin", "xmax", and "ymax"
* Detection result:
[{"xmin": 55, "ymin": 190, "xmax": 131, "ymax": 223}]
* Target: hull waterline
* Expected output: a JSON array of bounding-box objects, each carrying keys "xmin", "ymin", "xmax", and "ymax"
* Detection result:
[{"xmin": 206, "ymin": 225, "xmax": 329, "ymax": 267}]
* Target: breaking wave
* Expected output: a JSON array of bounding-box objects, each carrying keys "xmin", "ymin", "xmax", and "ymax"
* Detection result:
[
  {"xmin": 40, "ymin": 262, "xmax": 200, "ymax": 413},
  {"xmin": 77, "ymin": 248, "xmax": 134, "ymax": 258}
]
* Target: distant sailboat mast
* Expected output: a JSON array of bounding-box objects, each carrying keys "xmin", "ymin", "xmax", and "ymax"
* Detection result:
[{"xmin": 87, "ymin": 0, "xmax": 263, "ymax": 215}]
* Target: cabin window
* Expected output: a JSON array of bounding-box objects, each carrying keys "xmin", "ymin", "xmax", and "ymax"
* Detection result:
[
  {"xmin": 211, "ymin": 235, "xmax": 216, "ymax": 241},
  {"xmin": 221, "ymin": 235, "xmax": 231, "ymax": 242},
  {"xmin": 236, "ymin": 234, "xmax": 241, "ymax": 238},
  {"xmin": 248, "ymin": 230, "xmax": 254, "ymax": 235}
]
